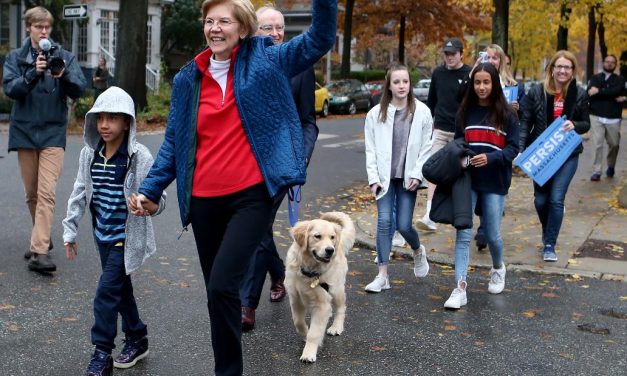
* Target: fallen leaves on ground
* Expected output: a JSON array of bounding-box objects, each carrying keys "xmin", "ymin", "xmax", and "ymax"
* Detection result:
[{"xmin": 522, "ymin": 309, "xmax": 540, "ymax": 318}]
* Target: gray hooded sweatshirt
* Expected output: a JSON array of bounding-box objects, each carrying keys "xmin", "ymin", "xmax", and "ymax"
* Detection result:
[{"xmin": 62, "ymin": 86, "xmax": 166, "ymax": 274}]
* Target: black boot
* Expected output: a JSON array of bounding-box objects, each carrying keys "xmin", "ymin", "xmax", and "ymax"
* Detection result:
[
  {"xmin": 28, "ymin": 253, "xmax": 56, "ymax": 272},
  {"xmin": 24, "ymin": 241, "xmax": 53, "ymax": 260}
]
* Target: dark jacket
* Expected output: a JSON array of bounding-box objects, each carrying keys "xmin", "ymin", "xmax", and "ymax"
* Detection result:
[
  {"xmin": 138, "ymin": 0, "xmax": 337, "ymax": 226},
  {"xmin": 519, "ymin": 82, "xmax": 590, "ymax": 153},
  {"xmin": 427, "ymin": 64, "xmax": 471, "ymax": 133},
  {"xmin": 3, "ymin": 38, "xmax": 86, "ymax": 151},
  {"xmin": 422, "ymin": 138, "xmax": 475, "ymax": 229},
  {"xmin": 588, "ymin": 72, "xmax": 625, "ymax": 119},
  {"xmin": 291, "ymin": 66, "xmax": 318, "ymax": 164}
]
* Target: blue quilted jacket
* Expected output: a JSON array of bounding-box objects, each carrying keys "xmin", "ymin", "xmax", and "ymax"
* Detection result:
[{"xmin": 139, "ymin": 0, "xmax": 337, "ymax": 226}]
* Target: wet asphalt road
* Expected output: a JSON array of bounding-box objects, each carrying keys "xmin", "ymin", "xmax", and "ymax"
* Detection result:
[{"xmin": 1, "ymin": 118, "xmax": 626, "ymax": 375}]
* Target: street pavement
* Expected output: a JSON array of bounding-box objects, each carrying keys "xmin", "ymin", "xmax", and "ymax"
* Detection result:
[
  {"xmin": 354, "ymin": 117, "xmax": 627, "ymax": 281},
  {"xmin": 0, "ymin": 117, "xmax": 626, "ymax": 375}
]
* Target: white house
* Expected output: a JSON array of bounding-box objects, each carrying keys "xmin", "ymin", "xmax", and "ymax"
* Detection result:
[{"xmin": 0, "ymin": 0, "xmax": 171, "ymax": 91}]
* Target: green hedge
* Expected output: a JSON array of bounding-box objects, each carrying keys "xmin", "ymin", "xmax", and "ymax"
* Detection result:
[{"xmin": 0, "ymin": 90, "xmax": 12, "ymax": 113}]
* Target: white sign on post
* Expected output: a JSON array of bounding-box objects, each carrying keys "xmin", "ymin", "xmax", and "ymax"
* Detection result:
[{"xmin": 63, "ymin": 5, "xmax": 88, "ymax": 19}]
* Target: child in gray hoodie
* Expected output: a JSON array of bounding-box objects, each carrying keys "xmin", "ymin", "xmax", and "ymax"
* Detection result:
[{"xmin": 62, "ymin": 86, "xmax": 166, "ymax": 376}]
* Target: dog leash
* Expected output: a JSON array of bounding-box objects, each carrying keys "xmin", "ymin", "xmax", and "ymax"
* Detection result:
[{"xmin": 287, "ymin": 185, "xmax": 302, "ymax": 227}]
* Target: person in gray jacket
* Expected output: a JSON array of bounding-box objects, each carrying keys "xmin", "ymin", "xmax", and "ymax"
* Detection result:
[
  {"xmin": 2, "ymin": 6, "xmax": 86, "ymax": 272},
  {"xmin": 62, "ymin": 86, "xmax": 166, "ymax": 375}
]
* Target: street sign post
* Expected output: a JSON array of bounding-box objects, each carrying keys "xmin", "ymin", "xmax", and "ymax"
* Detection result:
[{"xmin": 63, "ymin": 4, "xmax": 87, "ymax": 19}]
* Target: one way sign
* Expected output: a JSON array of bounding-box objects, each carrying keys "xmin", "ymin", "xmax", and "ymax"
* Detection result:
[{"xmin": 63, "ymin": 4, "xmax": 87, "ymax": 19}]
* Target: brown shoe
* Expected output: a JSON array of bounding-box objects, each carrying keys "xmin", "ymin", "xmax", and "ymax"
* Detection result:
[
  {"xmin": 241, "ymin": 307, "xmax": 255, "ymax": 332},
  {"xmin": 270, "ymin": 278, "xmax": 286, "ymax": 302}
]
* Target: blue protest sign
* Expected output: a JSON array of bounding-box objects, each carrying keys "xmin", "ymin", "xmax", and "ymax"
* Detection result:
[
  {"xmin": 514, "ymin": 115, "xmax": 582, "ymax": 186},
  {"xmin": 503, "ymin": 86, "xmax": 518, "ymax": 103}
]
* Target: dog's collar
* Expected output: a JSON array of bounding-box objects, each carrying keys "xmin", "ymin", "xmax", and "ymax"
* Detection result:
[
  {"xmin": 300, "ymin": 267, "xmax": 321, "ymax": 279},
  {"xmin": 300, "ymin": 267, "xmax": 330, "ymax": 291}
]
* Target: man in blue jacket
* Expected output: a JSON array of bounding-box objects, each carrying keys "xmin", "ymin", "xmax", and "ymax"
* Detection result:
[
  {"xmin": 240, "ymin": 5, "xmax": 319, "ymax": 331},
  {"xmin": 2, "ymin": 6, "xmax": 86, "ymax": 272}
]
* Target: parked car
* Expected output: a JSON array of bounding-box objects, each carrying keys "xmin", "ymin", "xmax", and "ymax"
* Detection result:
[
  {"xmin": 413, "ymin": 79, "xmax": 431, "ymax": 102},
  {"xmin": 365, "ymin": 80, "xmax": 385, "ymax": 97},
  {"xmin": 315, "ymin": 82, "xmax": 329, "ymax": 117},
  {"xmin": 326, "ymin": 79, "xmax": 373, "ymax": 115}
]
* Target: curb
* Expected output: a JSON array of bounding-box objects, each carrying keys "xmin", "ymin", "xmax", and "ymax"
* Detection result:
[{"xmin": 355, "ymin": 231, "xmax": 625, "ymax": 282}]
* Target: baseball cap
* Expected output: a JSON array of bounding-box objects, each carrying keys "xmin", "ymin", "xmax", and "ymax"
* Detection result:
[{"xmin": 443, "ymin": 38, "xmax": 463, "ymax": 53}]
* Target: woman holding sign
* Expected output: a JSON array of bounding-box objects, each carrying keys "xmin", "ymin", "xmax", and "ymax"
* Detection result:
[
  {"xmin": 519, "ymin": 50, "xmax": 590, "ymax": 262},
  {"xmin": 443, "ymin": 63, "xmax": 519, "ymax": 310}
]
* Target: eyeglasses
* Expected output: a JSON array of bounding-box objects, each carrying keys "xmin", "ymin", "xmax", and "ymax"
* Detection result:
[
  {"xmin": 31, "ymin": 24, "xmax": 52, "ymax": 31},
  {"xmin": 203, "ymin": 18, "xmax": 238, "ymax": 28},
  {"xmin": 553, "ymin": 65, "xmax": 573, "ymax": 71},
  {"xmin": 259, "ymin": 24, "xmax": 285, "ymax": 32}
]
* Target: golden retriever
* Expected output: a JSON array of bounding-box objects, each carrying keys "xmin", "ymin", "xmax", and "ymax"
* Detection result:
[{"xmin": 284, "ymin": 211, "xmax": 355, "ymax": 363}]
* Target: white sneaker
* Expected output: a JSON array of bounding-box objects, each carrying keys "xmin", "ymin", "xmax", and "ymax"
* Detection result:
[
  {"xmin": 392, "ymin": 232, "xmax": 406, "ymax": 247},
  {"xmin": 444, "ymin": 280, "xmax": 467, "ymax": 309},
  {"xmin": 416, "ymin": 214, "xmax": 437, "ymax": 231},
  {"xmin": 488, "ymin": 264, "xmax": 506, "ymax": 294},
  {"xmin": 413, "ymin": 244, "xmax": 429, "ymax": 278},
  {"xmin": 365, "ymin": 275, "xmax": 391, "ymax": 293}
]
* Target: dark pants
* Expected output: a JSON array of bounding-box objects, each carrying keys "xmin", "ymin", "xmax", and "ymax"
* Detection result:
[
  {"xmin": 190, "ymin": 183, "xmax": 273, "ymax": 376},
  {"xmin": 239, "ymin": 188, "xmax": 288, "ymax": 309},
  {"xmin": 92, "ymin": 241, "xmax": 147, "ymax": 353}
]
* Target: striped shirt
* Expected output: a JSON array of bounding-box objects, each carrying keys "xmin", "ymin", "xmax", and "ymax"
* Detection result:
[{"xmin": 90, "ymin": 140, "xmax": 129, "ymax": 244}]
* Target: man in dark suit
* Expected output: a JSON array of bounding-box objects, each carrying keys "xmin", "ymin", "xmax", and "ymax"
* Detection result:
[{"xmin": 240, "ymin": 5, "xmax": 319, "ymax": 331}]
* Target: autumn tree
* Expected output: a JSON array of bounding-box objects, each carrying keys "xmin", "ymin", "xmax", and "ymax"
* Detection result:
[
  {"xmin": 340, "ymin": 0, "xmax": 355, "ymax": 78},
  {"xmin": 557, "ymin": 0, "xmax": 573, "ymax": 50},
  {"xmin": 352, "ymin": 0, "xmax": 488, "ymax": 68},
  {"xmin": 115, "ymin": 0, "xmax": 148, "ymax": 110}
]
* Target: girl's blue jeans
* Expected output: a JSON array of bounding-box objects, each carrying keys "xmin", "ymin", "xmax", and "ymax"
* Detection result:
[
  {"xmin": 376, "ymin": 179, "xmax": 421, "ymax": 265},
  {"xmin": 454, "ymin": 190, "xmax": 506, "ymax": 282}
]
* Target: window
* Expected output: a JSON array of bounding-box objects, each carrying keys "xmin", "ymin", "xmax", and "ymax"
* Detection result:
[
  {"xmin": 0, "ymin": 3, "xmax": 9, "ymax": 46},
  {"xmin": 68, "ymin": 21, "xmax": 88, "ymax": 62},
  {"xmin": 99, "ymin": 10, "xmax": 118, "ymax": 57},
  {"xmin": 146, "ymin": 15, "xmax": 152, "ymax": 64}
]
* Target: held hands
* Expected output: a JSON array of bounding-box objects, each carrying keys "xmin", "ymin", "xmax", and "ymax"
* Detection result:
[
  {"xmin": 65, "ymin": 242, "xmax": 78, "ymax": 260},
  {"xmin": 128, "ymin": 193, "xmax": 158, "ymax": 216},
  {"xmin": 406, "ymin": 178, "xmax": 420, "ymax": 192},
  {"xmin": 370, "ymin": 183, "xmax": 383, "ymax": 198},
  {"xmin": 562, "ymin": 120, "xmax": 575, "ymax": 132}
]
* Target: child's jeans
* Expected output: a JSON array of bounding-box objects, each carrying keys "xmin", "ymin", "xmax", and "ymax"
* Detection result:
[{"xmin": 92, "ymin": 241, "xmax": 147, "ymax": 353}]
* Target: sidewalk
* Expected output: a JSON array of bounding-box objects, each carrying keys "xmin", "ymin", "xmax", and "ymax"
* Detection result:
[{"xmin": 354, "ymin": 123, "xmax": 627, "ymax": 281}]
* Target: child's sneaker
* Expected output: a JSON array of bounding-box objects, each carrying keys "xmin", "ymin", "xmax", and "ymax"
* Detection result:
[
  {"xmin": 444, "ymin": 280, "xmax": 467, "ymax": 309},
  {"xmin": 365, "ymin": 275, "xmax": 390, "ymax": 293},
  {"xmin": 85, "ymin": 349, "xmax": 113, "ymax": 376},
  {"xmin": 488, "ymin": 264, "xmax": 506, "ymax": 294},
  {"xmin": 413, "ymin": 244, "xmax": 429, "ymax": 278},
  {"xmin": 416, "ymin": 214, "xmax": 437, "ymax": 231},
  {"xmin": 392, "ymin": 231, "xmax": 406, "ymax": 247},
  {"xmin": 113, "ymin": 336, "xmax": 149, "ymax": 369}
]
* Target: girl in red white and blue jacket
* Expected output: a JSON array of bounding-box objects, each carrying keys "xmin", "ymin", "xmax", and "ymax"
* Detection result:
[{"xmin": 444, "ymin": 63, "xmax": 519, "ymax": 310}]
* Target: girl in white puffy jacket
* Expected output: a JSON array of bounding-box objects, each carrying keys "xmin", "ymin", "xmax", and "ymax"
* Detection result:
[{"xmin": 364, "ymin": 63, "xmax": 434, "ymax": 292}]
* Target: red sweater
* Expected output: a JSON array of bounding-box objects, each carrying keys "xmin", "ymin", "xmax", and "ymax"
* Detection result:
[{"xmin": 192, "ymin": 48, "xmax": 263, "ymax": 197}]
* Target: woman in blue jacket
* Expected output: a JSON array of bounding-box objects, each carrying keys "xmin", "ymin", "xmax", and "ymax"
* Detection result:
[{"xmin": 129, "ymin": 0, "xmax": 337, "ymax": 374}]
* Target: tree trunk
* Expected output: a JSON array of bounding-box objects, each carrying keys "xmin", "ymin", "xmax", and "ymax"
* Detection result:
[
  {"xmin": 557, "ymin": 1, "xmax": 571, "ymax": 51},
  {"xmin": 492, "ymin": 0, "xmax": 509, "ymax": 52},
  {"xmin": 115, "ymin": 0, "xmax": 148, "ymax": 110},
  {"xmin": 597, "ymin": 13, "xmax": 607, "ymax": 59},
  {"xmin": 586, "ymin": 6, "xmax": 596, "ymax": 82},
  {"xmin": 398, "ymin": 15, "xmax": 406, "ymax": 64},
  {"xmin": 340, "ymin": 0, "xmax": 355, "ymax": 79}
]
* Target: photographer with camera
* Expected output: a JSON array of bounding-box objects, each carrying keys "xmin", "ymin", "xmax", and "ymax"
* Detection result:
[{"xmin": 3, "ymin": 6, "xmax": 86, "ymax": 273}]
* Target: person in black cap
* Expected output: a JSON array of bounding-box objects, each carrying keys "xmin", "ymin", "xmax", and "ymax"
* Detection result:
[{"xmin": 417, "ymin": 37, "xmax": 470, "ymax": 232}]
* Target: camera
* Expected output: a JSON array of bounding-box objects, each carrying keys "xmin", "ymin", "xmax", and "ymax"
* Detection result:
[
  {"xmin": 38, "ymin": 39, "xmax": 65, "ymax": 76},
  {"xmin": 478, "ymin": 51, "xmax": 489, "ymax": 64}
]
